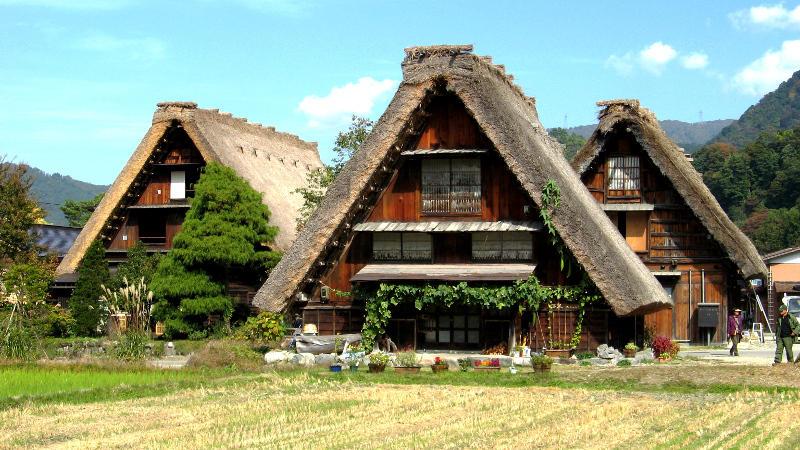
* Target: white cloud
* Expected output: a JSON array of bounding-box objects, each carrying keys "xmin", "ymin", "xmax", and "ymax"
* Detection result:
[
  {"xmin": 681, "ymin": 52, "xmax": 710, "ymax": 70},
  {"xmin": 730, "ymin": 3, "xmax": 800, "ymax": 30},
  {"xmin": 0, "ymin": 0, "xmax": 131, "ymax": 10},
  {"xmin": 298, "ymin": 77, "xmax": 397, "ymax": 128},
  {"xmin": 639, "ymin": 42, "xmax": 677, "ymax": 74},
  {"xmin": 606, "ymin": 41, "xmax": 680, "ymax": 76},
  {"xmin": 732, "ymin": 40, "xmax": 800, "ymax": 95},
  {"xmin": 75, "ymin": 33, "xmax": 166, "ymax": 62}
]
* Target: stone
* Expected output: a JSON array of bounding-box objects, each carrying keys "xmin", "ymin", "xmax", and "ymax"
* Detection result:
[
  {"xmin": 596, "ymin": 344, "xmax": 623, "ymax": 360},
  {"xmin": 634, "ymin": 348, "xmax": 655, "ymax": 363},
  {"xmin": 314, "ymin": 354, "xmax": 337, "ymax": 366},
  {"xmin": 264, "ymin": 351, "xmax": 290, "ymax": 364},
  {"xmin": 291, "ymin": 353, "xmax": 315, "ymax": 366},
  {"xmin": 164, "ymin": 342, "xmax": 176, "ymax": 357}
]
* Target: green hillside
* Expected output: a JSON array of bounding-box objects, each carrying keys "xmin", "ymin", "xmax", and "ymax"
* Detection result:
[
  {"xmin": 25, "ymin": 166, "xmax": 107, "ymax": 225},
  {"xmin": 714, "ymin": 69, "xmax": 800, "ymax": 148}
]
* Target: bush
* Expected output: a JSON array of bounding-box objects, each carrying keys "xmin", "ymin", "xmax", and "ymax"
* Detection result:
[
  {"xmin": 575, "ymin": 351, "xmax": 594, "ymax": 360},
  {"xmin": 457, "ymin": 357, "xmax": 471, "ymax": 372},
  {"xmin": 186, "ymin": 340, "xmax": 263, "ymax": 371},
  {"xmin": 579, "ymin": 360, "xmax": 591, "ymax": 366},
  {"xmin": 617, "ymin": 359, "xmax": 632, "ymax": 367},
  {"xmin": 70, "ymin": 240, "xmax": 110, "ymax": 336},
  {"xmin": 368, "ymin": 352, "xmax": 391, "ymax": 367},
  {"xmin": 234, "ymin": 311, "xmax": 285, "ymax": 343},
  {"xmin": 394, "ymin": 351, "xmax": 420, "ymax": 367},
  {"xmin": 651, "ymin": 336, "xmax": 673, "ymax": 357},
  {"xmin": 669, "ymin": 341, "xmax": 681, "ymax": 358},
  {"xmin": 115, "ymin": 331, "xmax": 148, "ymax": 360},
  {"xmin": 624, "ymin": 342, "xmax": 639, "ymax": 352},
  {"xmin": 1, "ymin": 326, "xmax": 37, "ymax": 360}
]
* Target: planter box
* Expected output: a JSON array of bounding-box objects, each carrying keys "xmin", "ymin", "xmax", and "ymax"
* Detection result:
[
  {"xmin": 474, "ymin": 366, "xmax": 501, "ymax": 372},
  {"xmin": 394, "ymin": 366, "xmax": 421, "ymax": 374},
  {"xmin": 623, "ymin": 349, "xmax": 637, "ymax": 358},
  {"xmin": 368, "ymin": 363, "xmax": 386, "ymax": 373},
  {"xmin": 544, "ymin": 349, "xmax": 574, "ymax": 359},
  {"xmin": 431, "ymin": 364, "xmax": 448, "ymax": 373}
]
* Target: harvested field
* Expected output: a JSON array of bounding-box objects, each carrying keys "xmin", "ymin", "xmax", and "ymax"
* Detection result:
[{"xmin": 2, "ymin": 368, "xmax": 800, "ymax": 449}]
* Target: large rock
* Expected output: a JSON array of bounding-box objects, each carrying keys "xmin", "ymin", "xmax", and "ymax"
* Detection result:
[
  {"xmin": 264, "ymin": 351, "xmax": 290, "ymax": 364},
  {"xmin": 635, "ymin": 348, "xmax": 655, "ymax": 362},
  {"xmin": 596, "ymin": 344, "xmax": 623, "ymax": 360},
  {"xmin": 291, "ymin": 353, "xmax": 316, "ymax": 366},
  {"xmin": 314, "ymin": 354, "xmax": 338, "ymax": 366}
]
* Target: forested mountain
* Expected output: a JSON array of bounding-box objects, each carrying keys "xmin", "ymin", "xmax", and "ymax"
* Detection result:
[
  {"xmin": 549, "ymin": 128, "xmax": 586, "ymax": 160},
  {"xmin": 24, "ymin": 166, "xmax": 107, "ymax": 225},
  {"xmin": 565, "ymin": 119, "xmax": 733, "ymax": 153},
  {"xmin": 714, "ymin": 69, "xmax": 800, "ymax": 149}
]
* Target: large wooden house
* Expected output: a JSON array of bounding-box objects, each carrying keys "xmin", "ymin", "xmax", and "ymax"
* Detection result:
[
  {"xmin": 254, "ymin": 45, "xmax": 670, "ymax": 352},
  {"xmin": 55, "ymin": 102, "xmax": 323, "ymax": 301},
  {"xmin": 571, "ymin": 100, "xmax": 767, "ymax": 344}
]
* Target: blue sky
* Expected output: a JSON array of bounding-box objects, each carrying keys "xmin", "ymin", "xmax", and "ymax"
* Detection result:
[{"xmin": 3, "ymin": 1, "xmax": 800, "ymax": 184}]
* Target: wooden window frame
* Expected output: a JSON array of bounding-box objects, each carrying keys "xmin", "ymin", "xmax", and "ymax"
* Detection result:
[
  {"xmin": 421, "ymin": 158, "xmax": 482, "ymax": 216},
  {"xmin": 606, "ymin": 155, "xmax": 641, "ymax": 199},
  {"xmin": 471, "ymin": 232, "xmax": 534, "ymax": 262},
  {"xmin": 372, "ymin": 232, "xmax": 433, "ymax": 262}
]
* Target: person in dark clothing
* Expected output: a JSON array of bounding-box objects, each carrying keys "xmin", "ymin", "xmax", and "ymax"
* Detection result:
[
  {"xmin": 727, "ymin": 308, "xmax": 743, "ymax": 356},
  {"xmin": 774, "ymin": 304, "xmax": 800, "ymax": 365}
]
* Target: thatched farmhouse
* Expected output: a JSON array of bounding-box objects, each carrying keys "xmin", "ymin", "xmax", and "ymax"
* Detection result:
[
  {"xmin": 254, "ymin": 45, "xmax": 671, "ymax": 352},
  {"xmin": 55, "ymin": 102, "xmax": 322, "ymax": 300},
  {"xmin": 571, "ymin": 100, "xmax": 767, "ymax": 344}
]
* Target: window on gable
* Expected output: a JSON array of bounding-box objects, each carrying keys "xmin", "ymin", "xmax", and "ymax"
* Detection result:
[
  {"xmin": 372, "ymin": 233, "xmax": 432, "ymax": 261},
  {"xmin": 421, "ymin": 158, "xmax": 481, "ymax": 214},
  {"xmin": 607, "ymin": 156, "xmax": 640, "ymax": 194},
  {"xmin": 471, "ymin": 232, "xmax": 533, "ymax": 261}
]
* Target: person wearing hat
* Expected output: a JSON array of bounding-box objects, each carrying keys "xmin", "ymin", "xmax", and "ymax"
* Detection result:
[
  {"xmin": 727, "ymin": 308, "xmax": 744, "ymax": 356},
  {"xmin": 774, "ymin": 304, "xmax": 800, "ymax": 365}
]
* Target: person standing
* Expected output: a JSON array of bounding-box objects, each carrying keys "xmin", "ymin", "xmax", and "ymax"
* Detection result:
[
  {"xmin": 727, "ymin": 308, "xmax": 743, "ymax": 356},
  {"xmin": 774, "ymin": 304, "xmax": 800, "ymax": 365}
]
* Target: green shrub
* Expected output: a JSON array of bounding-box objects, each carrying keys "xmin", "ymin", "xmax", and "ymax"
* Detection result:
[
  {"xmin": 369, "ymin": 352, "xmax": 391, "ymax": 367},
  {"xmin": 1, "ymin": 326, "xmax": 37, "ymax": 360},
  {"xmin": 457, "ymin": 358, "xmax": 472, "ymax": 372},
  {"xmin": 575, "ymin": 351, "xmax": 593, "ymax": 360},
  {"xmin": 617, "ymin": 359, "xmax": 632, "ymax": 367},
  {"xmin": 186, "ymin": 340, "xmax": 263, "ymax": 371},
  {"xmin": 69, "ymin": 240, "xmax": 110, "ymax": 336},
  {"xmin": 234, "ymin": 311, "xmax": 285, "ymax": 343},
  {"xmin": 579, "ymin": 360, "xmax": 591, "ymax": 366},
  {"xmin": 115, "ymin": 331, "xmax": 148, "ymax": 360}
]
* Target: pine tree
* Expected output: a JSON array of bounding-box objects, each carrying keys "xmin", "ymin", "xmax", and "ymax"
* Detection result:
[
  {"xmin": 150, "ymin": 163, "xmax": 280, "ymax": 338},
  {"xmin": 112, "ymin": 240, "xmax": 160, "ymax": 289},
  {"xmin": 69, "ymin": 239, "xmax": 110, "ymax": 336}
]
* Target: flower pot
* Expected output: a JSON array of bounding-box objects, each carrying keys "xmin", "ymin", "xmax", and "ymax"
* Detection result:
[
  {"xmin": 329, "ymin": 365, "xmax": 342, "ymax": 373},
  {"xmin": 544, "ymin": 349, "xmax": 573, "ymax": 359},
  {"xmin": 623, "ymin": 349, "xmax": 637, "ymax": 358},
  {"xmin": 394, "ymin": 366, "xmax": 421, "ymax": 374},
  {"xmin": 431, "ymin": 364, "xmax": 448, "ymax": 373},
  {"xmin": 657, "ymin": 357, "xmax": 671, "ymax": 363},
  {"xmin": 368, "ymin": 363, "xmax": 386, "ymax": 373}
]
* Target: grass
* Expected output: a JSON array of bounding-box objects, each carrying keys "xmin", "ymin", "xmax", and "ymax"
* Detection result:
[{"xmin": 2, "ymin": 368, "xmax": 800, "ymax": 448}]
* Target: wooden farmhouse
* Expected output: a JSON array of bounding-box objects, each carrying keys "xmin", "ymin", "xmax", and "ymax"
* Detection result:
[
  {"xmin": 254, "ymin": 45, "xmax": 672, "ymax": 352},
  {"xmin": 55, "ymin": 101, "xmax": 323, "ymax": 302},
  {"xmin": 571, "ymin": 100, "xmax": 767, "ymax": 344}
]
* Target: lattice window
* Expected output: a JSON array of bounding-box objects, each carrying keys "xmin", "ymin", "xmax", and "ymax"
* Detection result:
[
  {"xmin": 471, "ymin": 232, "xmax": 533, "ymax": 261},
  {"xmin": 372, "ymin": 233, "xmax": 432, "ymax": 261},
  {"xmin": 422, "ymin": 158, "xmax": 481, "ymax": 214},
  {"xmin": 608, "ymin": 156, "xmax": 640, "ymax": 192}
]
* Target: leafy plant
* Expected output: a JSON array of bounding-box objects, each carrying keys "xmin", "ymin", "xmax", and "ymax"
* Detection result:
[
  {"xmin": 651, "ymin": 336, "xmax": 673, "ymax": 358},
  {"xmin": 617, "ymin": 359, "xmax": 632, "ymax": 367},
  {"xmin": 234, "ymin": 311, "xmax": 285, "ymax": 343},
  {"xmin": 114, "ymin": 330, "xmax": 148, "ymax": 360},
  {"xmin": 575, "ymin": 352, "xmax": 593, "ymax": 360},
  {"xmin": 69, "ymin": 239, "xmax": 110, "ymax": 336},
  {"xmin": 457, "ymin": 358, "xmax": 472, "ymax": 372},
  {"xmin": 394, "ymin": 351, "xmax": 420, "ymax": 368},
  {"xmin": 579, "ymin": 360, "xmax": 591, "ymax": 366},
  {"xmin": 368, "ymin": 351, "xmax": 390, "ymax": 367},
  {"xmin": 432, "ymin": 356, "xmax": 447, "ymax": 366},
  {"xmin": 624, "ymin": 342, "xmax": 639, "ymax": 352},
  {"xmin": 531, "ymin": 354, "xmax": 553, "ymax": 367}
]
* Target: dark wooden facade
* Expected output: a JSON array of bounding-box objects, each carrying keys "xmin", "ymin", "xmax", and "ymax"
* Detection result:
[
  {"xmin": 579, "ymin": 132, "xmax": 744, "ymax": 343},
  {"xmin": 299, "ymin": 95, "xmax": 601, "ymax": 350}
]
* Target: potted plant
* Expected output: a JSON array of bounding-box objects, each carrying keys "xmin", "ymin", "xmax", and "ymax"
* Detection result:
[
  {"xmin": 368, "ymin": 351, "xmax": 390, "ymax": 373},
  {"xmin": 544, "ymin": 341, "xmax": 574, "ymax": 359},
  {"xmin": 623, "ymin": 342, "xmax": 639, "ymax": 358},
  {"xmin": 329, "ymin": 337, "xmax": 345, "ymax": 372},
  {"xmin": 473, "ymin": 358, "xmax": 501, "ymax": 371},
  {"xmin": 457, "ymin": 357, "xmax": 472, "ymax": 372},
  {"xmin": 531, "ymin": 354, "xmax": 553, "ymax": 373},
  {"xmin": 431, "ymin": 356, "xmax": 448, "ymax": 373},
  {"xmin": 513, "ymin": 345, "xmax": 525, "ymax": 358},
  {"xmin": 652, "ymin": 336, "xmax": 676, "ymax": 363},
  {"xmin": 394, "ymin": 351, "xmax": 421, "ymax": 374}
]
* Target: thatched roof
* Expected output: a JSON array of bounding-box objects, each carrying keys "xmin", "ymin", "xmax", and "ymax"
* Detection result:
[
  {"xmin": 571, "ymin": 100, "xmax": 767, "ymax": 280},
  {"xmin": 56, "ymin": 102, "xmax": 322, "ymax": 276},
  {"xmin": 253, "ymin": 45, "xmax": 671, "ymax": 317}
]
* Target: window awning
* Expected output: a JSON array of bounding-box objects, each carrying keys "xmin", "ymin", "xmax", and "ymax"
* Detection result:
[
  {"xmin": 350, "ymin": 263, "xmax": 537, "ymax": 282},
  {"xmin": 353, "ymin": 220, "xmax": 542, "ymax": 233},
  {"xmin": 401, "ymin": 148, "xmax": 488, "ymax": 156},
  {"xmin": 652, "ymin": 271, "xmax": 681, "ymax": 278}
]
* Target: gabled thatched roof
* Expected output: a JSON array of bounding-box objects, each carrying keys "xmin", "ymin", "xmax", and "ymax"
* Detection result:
[
  {"xmin": 571, "ymin": 100, "xmax": 767, "ymax": 280},
  {"xmin": 56, "ymin": 102, "xmax": 322, "ymax": 276},
  {"xmin": 253, "ymin": 45, "xmax": 671, "ymax": 317}
]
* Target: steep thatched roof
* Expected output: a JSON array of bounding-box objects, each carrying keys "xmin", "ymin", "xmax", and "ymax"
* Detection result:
[
  {"xmin": 253, "ymin": 45, "xmax": 671, "ymax": 317},
  {"xmin": 571, "ymin": 100, "xmax": 767, "ymax": 280},
  {"xmin": 56, "ymin": 102, "xmax": 322, "ymax": 276}
]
